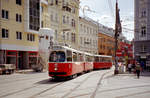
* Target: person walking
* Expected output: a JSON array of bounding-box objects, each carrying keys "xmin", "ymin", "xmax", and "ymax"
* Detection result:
[
  {"xmin": 128, "ymin": 63, "xmax": 132, "ymax": 73},
  {"xmin": 135, "ymin": 63, "xmax": 141, "ymax": 79}
]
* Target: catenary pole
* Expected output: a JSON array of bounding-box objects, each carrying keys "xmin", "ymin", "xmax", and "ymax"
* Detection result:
[{"xmin": 114, "ymin": 0, "xmax": 119, "ymax": 74}]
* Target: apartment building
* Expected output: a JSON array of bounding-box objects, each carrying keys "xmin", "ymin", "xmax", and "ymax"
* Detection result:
[
  {"xmin": 41, "ymin": 0, "xmax": 80, "ymax": 49},
  {"xmin": 0, "ymin": 0, "xmax": 40, "ymax": 69},
  {"xmin": 98, "ymin": 32, "xmax": 115, "ymax": 56},
  {"xmin": 79, "ymin": 17, "xmax": 98, "ymax": 54},
  {"xmin": 134, "ymin": 0, "xmax": 150, "ymax": 68},
  {"xmin": 98, "ymin": 24, "xmax": 115, "ymax": 56}
]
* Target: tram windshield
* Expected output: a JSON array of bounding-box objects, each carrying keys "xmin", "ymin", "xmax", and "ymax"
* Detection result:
[{"xmin": 49, "ymin": 51, "xmax": 65, "ymax": 62}]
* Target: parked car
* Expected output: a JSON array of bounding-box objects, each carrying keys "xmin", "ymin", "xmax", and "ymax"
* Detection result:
[{"xmin": 0, "ymin": 64, "xmax": 16, "ymax": 75}]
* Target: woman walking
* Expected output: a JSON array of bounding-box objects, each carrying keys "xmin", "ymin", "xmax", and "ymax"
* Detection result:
[{"xmin": 135, "ymin": 63, "xmax": 141, "ymax": 79}]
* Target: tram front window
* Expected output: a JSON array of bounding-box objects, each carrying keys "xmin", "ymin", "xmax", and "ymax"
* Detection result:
[{"xmin": 49, "ymin": 51, "xmax": 65, "ymax": 62}]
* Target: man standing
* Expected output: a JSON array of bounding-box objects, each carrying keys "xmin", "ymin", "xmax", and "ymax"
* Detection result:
[{"xmin": 128, "ymin": 63, "xmax": 132, "ymax": 73}]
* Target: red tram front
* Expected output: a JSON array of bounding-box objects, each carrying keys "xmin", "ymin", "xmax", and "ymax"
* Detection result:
[{"xmin": 48, "ymin": 45, "xmax": 85, "ymax": 78}]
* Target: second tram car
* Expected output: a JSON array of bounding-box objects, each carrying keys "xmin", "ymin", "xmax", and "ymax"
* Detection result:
[{"xmin": 93, "ymin": 55, "xmax": 112, "ymax": 69}]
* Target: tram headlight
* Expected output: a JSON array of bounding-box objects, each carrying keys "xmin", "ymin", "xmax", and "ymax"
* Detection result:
[
  {"xmin": 54, "ymin": 64, "xmax": 58, "ymax": 71},
  {"xmin": 54, "ymin": 67, "xmax": 58, "ymax": 71}
]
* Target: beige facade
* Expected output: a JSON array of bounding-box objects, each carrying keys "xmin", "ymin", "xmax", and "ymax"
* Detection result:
[
  {"xmin": 0, "ymin": 0, "xmax": 39, "ymax": 69},
  {"xmin": 41, "ymin": 0, "xmax": 80, "ymax": 49},
  {"xmin": 79, "ymin": 17, "xmax": 98, "ymax": 54}
]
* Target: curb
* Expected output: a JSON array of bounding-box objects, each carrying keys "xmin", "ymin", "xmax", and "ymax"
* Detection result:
[{"xmin": 15, "ymin": 69, "xmax": 33, "ymax": 74}]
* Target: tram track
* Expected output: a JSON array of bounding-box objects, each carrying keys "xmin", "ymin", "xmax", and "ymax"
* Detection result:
[
  {"xmin": 90, "ymin": 70, "xmax": 113, "ymax": 98},
  {"xmin": 0, "ymin": 73, "xmax": 47, "ymax": 85},
  {"xmin": 30, "ymin": 81, "xmax": 65, "ymax": 98},
  {"xmin": 28, "ymin": 72, "xmax": 100, "ymax": 98},
  {"xmin": 60, "ymin": 71, "xmax": 106, "ymax": 98},
  {"xmin": 69, "ymin": 84, "xmax": 150, "ymax": 98},
  {"xmin": 0, "ymin": 84, "xmax": 39, "ymax": 98},
  {"xmin": 28, "ymin": 71, "xmax": 101, "ymax": 98},
  {"xmin": 0, "ymin": 78, "xmax": 63, "ymax": 98}
]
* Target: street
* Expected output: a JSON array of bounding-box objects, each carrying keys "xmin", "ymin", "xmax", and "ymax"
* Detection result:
[{"xmin": 0, "ymin": 68, "xmax": 150, "ymax": 98}]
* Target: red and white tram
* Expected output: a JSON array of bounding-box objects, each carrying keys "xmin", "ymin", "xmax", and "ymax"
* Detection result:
[
  {"xmin": 49, "ymin": 45, "xmax": 85, "ymax": 78},
  {"xmin": 84, "ymin": 52, "xmax": 94, "ymax": 72},
  {"xmin": 48, "ymin": 45, "xmax": 112, "ymax": 78},
  {"xmin": 93, "ymin": 55, "xmax": 112, "ymax": 69}
]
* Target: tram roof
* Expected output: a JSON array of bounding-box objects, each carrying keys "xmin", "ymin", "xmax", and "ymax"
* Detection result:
[
  {"xmin": 94, "ymin": 55, "xmax": 112, "ymax": 58},
  {"xmin": 53, "ymin": 45, "xmax": 84, "ymax": 54}
]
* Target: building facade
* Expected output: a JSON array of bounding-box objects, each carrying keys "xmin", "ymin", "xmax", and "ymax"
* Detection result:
[
  {"xmin": 41, "ymin": 0, "xmax": 80, "ymax": 49},
  {"xmin": 98, "ymin": 32, "xmax": 115, "ymax": 56},
  {"xmin": 134, "ymin": 0, "xmax": 150, "ymax": 68},
  {"xmin": 0, "ymin": 0, "xmax": 40, "ymax": 69},
  {"xmin": 79, "ymin": 17, "xmax": 98, "ymax": 54},
  {"xmin": 98, "ymin": 24, "xmax": 115, "ymax": 56}
]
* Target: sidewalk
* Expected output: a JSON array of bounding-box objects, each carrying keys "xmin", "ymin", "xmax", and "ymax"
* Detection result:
[
  {"xmin": 96, "ymin": 71, "xmax": 150, "ymax": 98},
  {"xmin": 15, "ymin": 69, "xmax": 48, "ymax": 74},
  {"xmin": 15, "ymin": 69, "xmax": 34, "ymax": 74}
]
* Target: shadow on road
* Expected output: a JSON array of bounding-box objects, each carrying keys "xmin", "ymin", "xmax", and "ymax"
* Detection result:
[{"xmin": 35, "ymin": 78, "xmax": 71, "ymax": 84}]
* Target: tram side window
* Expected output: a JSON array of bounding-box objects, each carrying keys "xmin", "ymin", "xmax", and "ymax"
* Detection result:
[
  {"xmin": 73, "ymin": 52, "xmax": 77, "ymax": 62},
  {"xmin": 66, "ymin": 50, "xmax": 72, "ymax": 62},
  {"xmin": 78, "ymin": 53, "xmax": 84, "ymax": 62},
  {"xmin": 107, "ymin": 58, "xmax": 112, "ymax": 62},
  {"xmin": 94, "ymin": 57, "xmax": 99, "ymax": 62},
  {"xmin": 89, "ymin": 56, "xmax": 93, "ymax": 62},
  {"xmin": 85, "ymin": 55, "xmax": 88, "ymax": 62},
  {"xmin": 101, "ymin": 57, "xmax": 105, "ymax": 62}
]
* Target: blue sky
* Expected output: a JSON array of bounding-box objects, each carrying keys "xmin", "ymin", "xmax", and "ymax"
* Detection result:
[{"xmin": 80, "ymin": 0, "xmax": 134, "ymax": 41}]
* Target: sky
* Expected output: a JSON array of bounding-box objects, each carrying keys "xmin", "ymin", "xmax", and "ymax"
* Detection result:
[{"xmin": 79, "ymin": 0, "xmax": 134, "ymax": 41}]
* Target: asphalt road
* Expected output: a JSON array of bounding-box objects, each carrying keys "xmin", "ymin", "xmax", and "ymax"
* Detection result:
[{"xmin": 0, "ymin": 68, "xmax": 150, "ymax": 98}]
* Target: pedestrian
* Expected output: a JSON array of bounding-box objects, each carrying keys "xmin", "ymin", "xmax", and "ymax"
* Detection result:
[
  {"xmin": 128, "ymin": 63, "xmax": 132, "ymax": 73},
  {"xmin": 132, "ymin": 63, "xmax": 136, "ymax": 74},
  {"xmin": 135, "ymin": 63, "xmax": 141, "ymax": 79}
]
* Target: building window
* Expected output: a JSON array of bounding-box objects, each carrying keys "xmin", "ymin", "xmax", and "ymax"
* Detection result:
[
  {"xmin": 141, "ymin": 44, "xmax": 146, "ymax": 52},
  {"xmin": 66, "ymin": 16, "xmax": 69, "ymax": 24},
  {"xmin": 72, "ymin": 7, "xmax": 76, "ymax": 13},
  {"xmin": 2, "ymin": 28, "xmax": 9, "ymax": 38},
  {"xmin": 67, "ymin": 32, "xmax": 69, "ymax": 41},
  {"xmin": 63, "ymin": 15, "xmax": 66, "ymax": 24},
  {"xmin": 29, "ymin": 0, "xmax": 40, "ymax": 31},
  {"xmin": 16, "ymin": 0, "xmax": 22, "ymax": 5},
  {"xmin": 51, "ymin": 13, "xmax": 53, "ymax": 21},
  {"xmin": 141, "ymin": 26, "xmax": 146, "ymax": 37},
  {"xmin": 141, "ymin": 9, "xmax": 146, "ymax": 17},
  {"xmin": 55, "ymin": 13, "xmax": 58, "ymax": 22},
  {"xmin": 71, "ymin": 33, "xmax": 76, "ymax": 43},
  {"xmin": 16, "ymin": 14, "xmax": 22, "ymax": 22},
  {"xmin": 16, "ymin": 32, "xmax": 22, "ymax": 40},
  {"xmin": 41, "ymin": 21, "xmax": 44, "ymax": 28},
  {"xmin": 2, "ymin": 9, "xmax": 8, "ymax": 19},
  {"xmin": 80, "ymin": 37, "xmax": 82, "ymax": 44},
  {"xmin": 56, "ymin": 0, "xmax": 58, "ymax": 5},
  {"xmin": 71, "ymin": 19, "xmax": 75, "ymax": 27},
  {"xmin": 27, "ymin": 34, "xmax": 35, "ymax": 41},
  {"xmin": 55, "ymin": 30, "xmax": 57, "ymax": 40}
]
